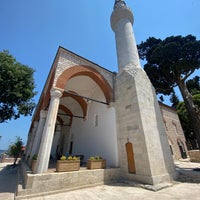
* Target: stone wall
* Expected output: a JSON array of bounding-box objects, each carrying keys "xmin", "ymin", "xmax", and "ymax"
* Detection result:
[
  {"xmin": 188, "ymin": 150, "xmax": 200, "ymax": 163},
  {"xmin": 159, "ymin": 103, "xmax": 188, "ymax": 160},
  {"xmin": 16, "ymin": 162, "xmax": 121, "ymax": 199},
  {"xmin": 114, "ymin": 69, "xmax": 175, "ymax": 185},
  {"xmin": 0, "ymin": 156, "xmax": 19, "ymax": 163},
  {"xmin": 53, "ymin": 48, "xmax": 115, "ymax": 89}
]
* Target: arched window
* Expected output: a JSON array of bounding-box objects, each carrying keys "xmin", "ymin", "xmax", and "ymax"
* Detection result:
[{"xmin": 172, "ymin": 121, "xmax": 178, "ymax": 135}]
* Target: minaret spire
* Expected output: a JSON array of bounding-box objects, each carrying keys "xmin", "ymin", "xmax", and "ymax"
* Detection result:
[
  {"xmin": 111, "ymin": 0, "xmax": 140, "ymax": 73},
  {"xmin": 114, "ymin": 0, "xmax": 126, "ymax": 8}
]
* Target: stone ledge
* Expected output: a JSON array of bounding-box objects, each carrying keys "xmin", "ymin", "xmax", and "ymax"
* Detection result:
[
  {"xmin": 15, "ymin": 183, "xmax": 104, "ymax": 200},
  {"xmin": 15, "ymin": 162, "xmax": 121, "ymax": 199}
]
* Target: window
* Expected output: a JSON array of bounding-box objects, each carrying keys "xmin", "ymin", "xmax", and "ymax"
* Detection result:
[
  {"xmin": 172, "ymin": 121, "xmax": 178, "ymax": 135},
  {"xmin": 94, "ymin": 114, "xmax": 98, "ymax": 127},
  {"xmin": 163, "ymin": 120, "xmax": 168, "ymax": 131}
]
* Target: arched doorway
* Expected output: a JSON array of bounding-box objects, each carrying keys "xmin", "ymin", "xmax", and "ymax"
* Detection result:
[{"xmin": 177, "ymin": 140, "xmax": 187, "ymax": 159}]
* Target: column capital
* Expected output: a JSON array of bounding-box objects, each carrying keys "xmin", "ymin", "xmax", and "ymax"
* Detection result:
[{"xmin": 50, "ymin": 87, "xmax": 63, "ymax": 98}]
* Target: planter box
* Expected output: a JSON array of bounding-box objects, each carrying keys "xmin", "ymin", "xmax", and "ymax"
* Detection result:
[
  {"xmin": 56, "ymin": 160, "xmax": 80, "ymax": 172},
  {"xmin": 87, "ymin": 159, "xmax": 106, "ymax": 169},
  {"xmin": 188, "ymin": 150, "xmax": 200, "ymax": 163},
  {"xmin": 31, "ymin": 160, "xmax": 37, "ymax": 171}
]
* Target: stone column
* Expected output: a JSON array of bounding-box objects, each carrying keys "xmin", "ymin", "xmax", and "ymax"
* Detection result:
[
  {"xmin": 25, "ymin": 121, "xmax": 38, "ymax": 161},
  {"xmin": 25, "ymin": 131, "xmax": 31, "ymax": 161},
  {"xmin": 29, "ymin": 110, "xmax": 47, "ymax": 164},
  {"xmin": 62, "ymin": 126, "xmax": 70, "ymax": 155},
  {"xmin": 51, "ymin": 124, "xmax": 62, "ymax": 159},
  {"xmin": 56, "ymin": 125, "xmax": 65, "ymax": 155},
  {"xmin": 35, "ymin": 88, "xmax": 63, "ymax": 174}
]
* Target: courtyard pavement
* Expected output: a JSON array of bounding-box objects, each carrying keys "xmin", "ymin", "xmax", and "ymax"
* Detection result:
[
  {"xmin": 0, "ymin": 162, "xmax": 18, "ymax": 200},
  {"xmin": 0, "ymin": 161, "xmax": 200, "ymax": 200}
]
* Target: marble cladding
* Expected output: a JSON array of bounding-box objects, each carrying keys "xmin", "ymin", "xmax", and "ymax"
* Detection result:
[
  {"xmin": 53, "ymin": 50, "xmax": 115, "ymax": 90},
  {"xmin": 16, "ymin": 162, "xmax": 121, "ymax": 199}
]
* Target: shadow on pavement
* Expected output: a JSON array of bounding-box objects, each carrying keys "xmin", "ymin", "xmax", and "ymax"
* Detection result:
[
  {"xmin": 175, "ymin": 163, "xmax": 200, "ymax": 183},
  {"xmin": 0, "ymin": 164, "xmax": 18, "ymax": 194}
]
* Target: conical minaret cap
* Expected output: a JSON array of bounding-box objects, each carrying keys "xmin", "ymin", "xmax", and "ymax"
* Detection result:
[
  {"xmin": 111, "ymin": 0, "xmax": 133, "ymax": 31},
  {"xmin": 114, "ymin": 0, "xmax": 126, "ymax": 9}
]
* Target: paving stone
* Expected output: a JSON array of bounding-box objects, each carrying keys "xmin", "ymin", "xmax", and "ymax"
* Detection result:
[{"xmin": 1, "ymin": 161, "xmax": 200, "ymax": 200}]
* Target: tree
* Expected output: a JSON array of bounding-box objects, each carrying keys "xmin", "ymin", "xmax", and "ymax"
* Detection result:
[
  {"xmin": 186, "ymin": 76, "xmax": 200, "ymax": 95},
  {"xmin": 8, "ymin": 136, "xmax": 23, "ymax": 165},
  {"xmin": 170, "ymin": 89, "xmax": 179, "ymax": 108},
  {"xmin": 176, "ymin": 77, "xmax": 200, "ymax": 149},
  {"xmin": 177, "ymin": 94, "xmax": 200, "ymax": 149},
  {"xmin": 137, "ymin": 35, "xmax": 200, "ymax": 148},
  {"xmin": 0, "ymin": 50, "xmax": 36, "ymax": 123}
]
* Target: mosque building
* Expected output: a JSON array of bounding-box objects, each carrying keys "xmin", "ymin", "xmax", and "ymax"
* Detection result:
[{"xmin": 16, "ymin": 1, "xmax": 188, "ymax": 198}]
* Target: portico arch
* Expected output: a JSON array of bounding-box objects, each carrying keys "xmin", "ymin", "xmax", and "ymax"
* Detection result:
[
  {"xmin": 56, "ymin": 116, "xmax": 64, "ymax": 125},
  {"xmin": 56, "ymin": 65, "xmax": 113, "ymax": 104},
  {"xmin": 62, "ymin": 91, "xmax": 87, "ymax": 118},
  {"xmin": 58, "ymin": 105, "xmax": 73, "ymax": 126}
]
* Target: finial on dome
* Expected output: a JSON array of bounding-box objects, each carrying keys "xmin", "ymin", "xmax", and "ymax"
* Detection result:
[{"xmin": 114, "ymin": 0, "xmax": 126, "ymax": 9}]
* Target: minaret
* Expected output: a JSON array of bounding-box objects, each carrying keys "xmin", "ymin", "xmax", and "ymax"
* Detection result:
[
  {"xmin": 111, "ymin": 0, "xmax": 140, "ymax": 73},
  {"xmin": 111, "ymin": 0, "xmax": 176, "ymax": 186}
]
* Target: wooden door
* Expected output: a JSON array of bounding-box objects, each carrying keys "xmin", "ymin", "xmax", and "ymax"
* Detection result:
[{"xmin": 126, "ymin": 142, "xmax": 136, "ymax": 174}]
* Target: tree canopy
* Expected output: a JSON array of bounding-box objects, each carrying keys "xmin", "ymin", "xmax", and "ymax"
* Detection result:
[
  {"xmin": 138, "ymin": 35, "xmax": 200, "ymax": 95},
  {"xmin": 187, "ymin": 76, "xmax": 200, "ymax": 95},
  {"xmin": 137, "ymin": 35, "xmax": 200, "ymax": 149},
  {"xmin": 0, "ymin": 50, "xmax": 36, "ymax": 123}
]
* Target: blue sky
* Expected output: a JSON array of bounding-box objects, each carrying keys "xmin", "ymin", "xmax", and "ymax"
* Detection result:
[{"xmin": 0, "ymin": 0, "xmax": 200, "ymax": 150}]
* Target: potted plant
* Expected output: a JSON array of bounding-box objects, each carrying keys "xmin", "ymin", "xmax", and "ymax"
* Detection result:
[
  {"xmin": 87, "ymin": 155, "xmax": 106, "ymax": 169},
  {"xmin": 31, "ymin": 154, "xmax": 37, "ymax": 171},
  {"xmin": 56, "ymin": 155, "xmax": 80, "ymax": 172}
]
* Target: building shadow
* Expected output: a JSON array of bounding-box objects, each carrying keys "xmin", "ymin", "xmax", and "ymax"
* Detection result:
[
  {"xmin": 0, "ymin": 164, "xmax": 18, "ymax": 193},
  {"xmin": 175, "ymin": 162, "xmax": 200, "ymax": 183}
]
